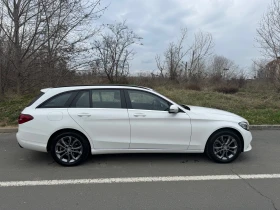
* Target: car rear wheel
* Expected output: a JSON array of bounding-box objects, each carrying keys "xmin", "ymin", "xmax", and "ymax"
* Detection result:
[
  {"xmin": 206, "ymin": 130, "xmax": 242, "ymax": 163},
  {"xmin": 50, "ymin": 132, "xmax": 90, "ymax": 166}
]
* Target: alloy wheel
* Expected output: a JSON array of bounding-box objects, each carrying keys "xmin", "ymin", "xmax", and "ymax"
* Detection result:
[
  {"xmin": 55, "ymin": 136, "xmax": 83, "ymax": 164},
  {"xmin": 213, "ymin": 135, "xmax": 238, "ymax": 161}
]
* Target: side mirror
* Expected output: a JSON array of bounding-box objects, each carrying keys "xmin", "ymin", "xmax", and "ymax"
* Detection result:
[{"xmin": 169, "ymin": 105, "xmax": 179, "ymax": 113}]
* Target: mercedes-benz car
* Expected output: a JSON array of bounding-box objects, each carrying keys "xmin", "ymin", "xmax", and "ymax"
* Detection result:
[{"xmin": 16, "ymin": 85, "xmax": 252, "ymax": 166}]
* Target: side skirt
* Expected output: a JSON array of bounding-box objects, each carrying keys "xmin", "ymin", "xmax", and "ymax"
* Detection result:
[{"xmin": 91, "ymin": 149, "xmax": 204, "ymax": 155}]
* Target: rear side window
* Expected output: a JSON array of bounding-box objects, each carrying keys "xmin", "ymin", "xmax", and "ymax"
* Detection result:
[
  {"xmin": 91, "ymin": 90, "xmax": 122, "ymax": 108},
  {"xmin": 71, "ymin": 91, "xmax": 90, "ymax": 108},
  {"xmin": 27, "ymin": 92, "xmax": 45, "ymax": 107},
  {"xmin": 39, "ymin": 92, "xmax": 73, "ymax": 108}
]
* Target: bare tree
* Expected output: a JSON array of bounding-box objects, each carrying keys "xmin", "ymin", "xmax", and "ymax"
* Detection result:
[
  {"xmin": 0, "ymin": 11, "xmax": 5, "ymax": 97},
  {"xmin": 40, "ymin": 0, "xmax": 106, "ymax": 87},
  {"xmin": 92, "ymin": 21, "xmax": 142, "ymax": 83},
  {"xmin": 155, "ymin": 55, "xmax": 165, "ymax": 77},
  {"xmin": 0, "ymin": 0, "xmax": 106, "ymax": 94},
  {"xmin": 188, "ymin": 31, "xmax": 214, "ymax": 79},
  {"xmin": 156, "ymin": 28, "xmax": 189, "ymax": 81},
  {"xmin": 0, "ymin": 4, "xmax": 13, "ymax": 97},
  {"xmin": 156, "ymin": 28, "xmax": 214, "ymax": 81},
  {"xmin": 256, "ymin": 0, "xmax": 280, "ymax": 90},
  {"xmin": 256, "ymin": 0, "xmax": 280, "ymax": 59},
  {"xmin": 252, "ymin": 59, "xmax": 270, "ymax": 79},
  {"xmin": 208, "ymin": 55, "xmax": 239, "ymax": 79}
]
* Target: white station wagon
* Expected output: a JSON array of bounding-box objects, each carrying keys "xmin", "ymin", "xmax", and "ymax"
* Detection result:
[{"xmin": 17, "ymin": 85, "xmax": 252, "ymax": 166}]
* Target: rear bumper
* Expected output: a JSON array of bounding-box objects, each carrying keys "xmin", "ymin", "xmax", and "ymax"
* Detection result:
[{"xmin": 16, "ymin": 132, "xmax": 47, "ymax": 152}]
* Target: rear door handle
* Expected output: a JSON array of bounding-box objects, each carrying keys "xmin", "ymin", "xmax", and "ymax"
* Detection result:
[
  {"xmin": 133, "ymin": 113, "xmax": 146, "ymax": 117},
  {"xmin": 77, "ymin": 113, "xmax": 91, "ymax": 117}
]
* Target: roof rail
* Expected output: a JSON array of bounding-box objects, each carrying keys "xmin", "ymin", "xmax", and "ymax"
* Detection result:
[{"xmin": 55, "ymin": 84, "xmax": 153, "ymax": 90}]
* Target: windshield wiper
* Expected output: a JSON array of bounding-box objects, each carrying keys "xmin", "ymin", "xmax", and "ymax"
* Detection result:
[{"xmin": 181, "ymin": 104, "xmax": 190, "ymax": 110}]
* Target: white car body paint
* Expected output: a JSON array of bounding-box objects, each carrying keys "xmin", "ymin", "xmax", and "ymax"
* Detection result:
[
  {"xmin": 127, "ymin": 109, "xmax": 191, "ymax": 149},
  {"xmin": 16, "ymin": 86, "xmax": 252, "ymax": 156},
  {"xmin": 47, "ymin": 111, "xmax": 63, "ymax": 121},
  {"xmin": 68, "ymin": 108, "xmax": 131, "ymax": 149}
]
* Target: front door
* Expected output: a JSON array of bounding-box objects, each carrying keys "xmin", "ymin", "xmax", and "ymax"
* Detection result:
[{"xmin": 125, "ymin": 89, "xmax": 191, "ymax": 150}]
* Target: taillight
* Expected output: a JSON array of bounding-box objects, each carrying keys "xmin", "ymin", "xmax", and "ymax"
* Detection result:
[{"xmin": 18, "ymin": 114, "xmax": 34, "ymax": 124}]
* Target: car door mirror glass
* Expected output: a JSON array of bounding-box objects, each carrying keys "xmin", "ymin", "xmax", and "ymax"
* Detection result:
[{"xmin": 169, "ymin": 105, "xmax": 179, "ymax": 113}]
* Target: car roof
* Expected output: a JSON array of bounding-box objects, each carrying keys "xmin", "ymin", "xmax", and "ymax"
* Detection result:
[{"xmin": 31, "ymin": 85, "xmax": 171, "ymax": 109}]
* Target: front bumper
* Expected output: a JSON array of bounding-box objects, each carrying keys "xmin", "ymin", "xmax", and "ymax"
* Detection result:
[
  {"xmin": 244, "ymin": 143, "xmax": 252, "ymax": 152},
  {"xmin": 242, "ymin": 130, "xmax": 253, "ymax": 152}
]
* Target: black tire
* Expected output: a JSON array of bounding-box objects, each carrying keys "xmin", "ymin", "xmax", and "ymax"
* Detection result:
[
  {"xmin": 206, "ymin": 130, "xmax": 242, "ymax": 163},
  {"xmin": 50, "ymin": 132, "xmax": 90, "ymax": 166}
]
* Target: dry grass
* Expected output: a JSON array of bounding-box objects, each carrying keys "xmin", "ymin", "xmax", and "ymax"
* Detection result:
[
  {"xmin": 0, "ymin": 81, "xmax": 279, "ymax": 126},
  {"xmin": 213, "ymin": 85, "xmax": 239, "ymax": 94},
  {"xmin": 184, "ymin": 83, "xmax": 202, "ymax": 91},
  {"xmin": 0, "ymin": 94, "xmax": 39, "ymax": 126},
  {"xmin": 154, "ymin": 85, "xmax": 280, "ymax": 125}
]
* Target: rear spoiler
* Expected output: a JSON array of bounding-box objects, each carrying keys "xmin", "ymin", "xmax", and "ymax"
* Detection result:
[{"xmin": 40, "ymin": 88, "xmax": 52, "ymax": 93}]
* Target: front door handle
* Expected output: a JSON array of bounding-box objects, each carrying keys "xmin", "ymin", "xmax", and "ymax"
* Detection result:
[
  {"xmin": 133, "ymin": 113, "xmax": 146, "ymax": 117},
  {"xmin": 77, "ymin": 113, "xmax": 91, "ymax": 117}
]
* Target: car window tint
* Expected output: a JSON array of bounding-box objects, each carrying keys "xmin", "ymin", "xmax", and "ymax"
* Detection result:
[
  {"xmin": 127, "ymin": 90, "xmax": 169, "ymax": 111},
  {"xmin": 27, "ymin": 91, "xmax": 45, "ymax": 107},
  {"xmin": 91, "ymin": 90, "xmax": 121, "ymax": 108},
  {"xmin": 73, "ymin": 91, "xmax": 90, "ymax": 108},
  {"xmin": 92, "ymin": 91, "xmax": 101, "ymax": 102},
  {"xmin": 41, "ymin": 92, "xmax": 72, "ymax": 108}
]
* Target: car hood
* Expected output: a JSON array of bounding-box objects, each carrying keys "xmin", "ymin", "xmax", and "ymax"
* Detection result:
[{"xmin": 184, "ymin": 105, "xmax": 247, "ymax": 122}]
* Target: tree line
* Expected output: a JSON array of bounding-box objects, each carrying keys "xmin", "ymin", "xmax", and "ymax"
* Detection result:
[
  {"xmin": 0, "ymin": 0, "xmax": 279, "ymax": 97},
  {"xmin": 0, "ymin": 0, "xmax": 107, "ymax": 96}
]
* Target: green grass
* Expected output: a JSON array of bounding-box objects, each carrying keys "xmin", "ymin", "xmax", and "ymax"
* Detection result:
[
  {"xmin": 0, "ymin": 86, "xmax": 280, "ymax": 126},
  {"xmin": 0, "ymin": 95, "xmax": 35, "ymax": 126},
  {"xmin": 154, "ymin": 86, "xmax": 280, "ymax": 125}
]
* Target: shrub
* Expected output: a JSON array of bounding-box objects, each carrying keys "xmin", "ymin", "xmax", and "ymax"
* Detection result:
[
  {"xmin": 214, "ymin": 85, "xmax": 239, "ymax": 94},
  {"xmin": 230, "ymin": 77, "xmax": 247, "ymax": 88},
  {"xmin": 114, "ymin": 77, "xmax": 129, "ymax": 84},
  {"xmin": 184, "ymin": 83, "xmax": 202, "ymax": 91}
]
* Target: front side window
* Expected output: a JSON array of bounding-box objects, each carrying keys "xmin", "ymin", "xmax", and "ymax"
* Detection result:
[
  {"xmin": 40, "ymin": 92, "xmax": 73, "ymax": 108},
  {"xmin": 127, "ymin": 90, "xmax": 170, "ymax": 111},
  {"xmin": 91, "ymin": 89, "xmax": 122, "ymax": 108}
]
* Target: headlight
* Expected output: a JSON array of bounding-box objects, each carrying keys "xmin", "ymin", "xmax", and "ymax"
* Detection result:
[{"xmin": 238, "ymin": 121, "xmax": 250, "ymax": 131}]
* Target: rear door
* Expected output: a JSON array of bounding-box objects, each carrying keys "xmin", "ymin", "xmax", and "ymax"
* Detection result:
[
  {"xmin": 125, "ymin": 89, "xmax": 191, "ymax": 150},
  {"xmin": 68, "ymin": 89, "xmax": 130, "ymax": 149}
]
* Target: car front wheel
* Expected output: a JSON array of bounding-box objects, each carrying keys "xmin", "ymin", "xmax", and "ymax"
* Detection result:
[
  {"xmin": 206, "ymin": 130, "xmax": 242, "ymax": 163},
  {"xmin": 50, "ymin": 132, "xmax": 90, "ymax": 166}
]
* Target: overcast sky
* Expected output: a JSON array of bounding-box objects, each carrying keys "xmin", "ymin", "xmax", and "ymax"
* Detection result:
[{"xmin": 98, "ymin": 0, "xmax": 269, "ymax": 73}]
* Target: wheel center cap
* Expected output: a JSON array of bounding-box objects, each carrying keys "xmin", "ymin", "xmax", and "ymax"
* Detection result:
[
  {"xmin": 223, "ymin": 146, "xmax": 228, "ymax": 150},
  {"xmin": 67, "ymin": 147, "xmax": 71, "ymax": 152}
]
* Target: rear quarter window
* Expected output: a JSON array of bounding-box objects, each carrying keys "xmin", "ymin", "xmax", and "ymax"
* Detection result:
[
  {"xmin": 38, "ymin": 91, "xmax": 76, "ymax": 108},
  {"xmin": 27, "ymin": 92, "xmax": 45, "ymax": 107}
]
